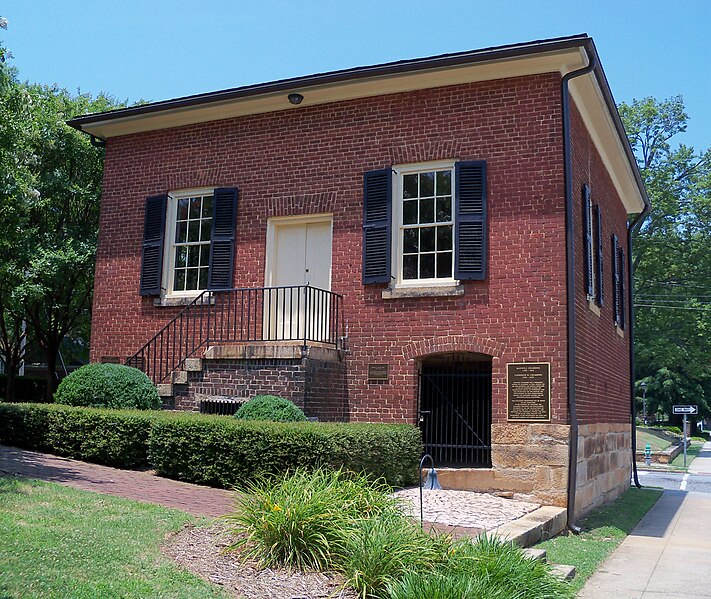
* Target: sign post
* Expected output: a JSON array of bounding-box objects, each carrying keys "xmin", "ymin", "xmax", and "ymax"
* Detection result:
[{"xmin": 673, "ymin": 405, "xmax": 698, "ymax": 468}]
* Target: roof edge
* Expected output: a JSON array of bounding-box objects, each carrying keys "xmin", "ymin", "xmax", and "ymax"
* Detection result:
[{"xmin": 68, "ymin": 34, "xmax": 589, "ymax": 129}]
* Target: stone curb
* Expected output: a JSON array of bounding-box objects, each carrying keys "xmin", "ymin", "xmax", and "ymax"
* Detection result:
[{"xmin": 492, "ymin": 505, "xmax": 567, "ymax": 547}]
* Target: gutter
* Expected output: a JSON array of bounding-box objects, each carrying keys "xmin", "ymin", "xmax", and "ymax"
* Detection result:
[
  {"xmin": 561, "ymin": 47, "xmax": 597, "ymax": 533},
  {"xmin": 561, "ymin": 39, "xmax": 651, "ymax": 528},
  {"xmin": 627, "ymin": 202, "xmax": 651, "ymax": 489}
]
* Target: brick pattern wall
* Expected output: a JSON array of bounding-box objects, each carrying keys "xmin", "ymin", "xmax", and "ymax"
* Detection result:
[
  {"xmin": 170, "ymin": 357, "xmax": 347, "ymax": 421},
  {"xmin": 570, "ymin": 101, "xmax": 632, "ymax": 425},
  {"xmin": 92, "ymin": 72, "xmax": 569, "ymax": 426}
]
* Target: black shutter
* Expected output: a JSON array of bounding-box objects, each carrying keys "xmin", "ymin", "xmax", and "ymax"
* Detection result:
[
  {"xmin": 618, "ymin": 247, "xmax": 626, "ymax": 330},
  {"xmin": 208, "ymin": 187, "xmax": 238, "ymax": 290},
  {"xmin": 582, "ymin": 184, "xmax": 593, "ymax": 298},
  {"xmin": 139, "ymin": 194, "xmax": 167, "ymax": 296},
  {"xmin": 595, "ymin": 204, "xmax": 604, "ymax": 307},
  {"xmin": 454, "ymin": 161, "xmax": 487, "ymax": 280},
  {"xmin": 362, "ymin": 168, "xmax": 392, "ymax": 284},
  {"xmin": 612, "ymin": 234, "xmax": 620, "ymax": 326}
]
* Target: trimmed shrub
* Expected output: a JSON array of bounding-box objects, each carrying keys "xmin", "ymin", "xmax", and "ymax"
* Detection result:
[
  {"xmin": 54, "ymin": 363, "xmax": 160, "ymax": 410},
  {"xmin": 0, "ymin": 403, "xmax": 421, "ymax": 487},
  {"xmin": 234, "ymin": 394, "xmax": 307, "ymax": 422},
  {"xmin": 0, "ymin": 403, "xmax": 155, "ymax": 467},
  {"xmin": 0, "ymin": 374, "xmax": 48, "ymax": 403},
  {"xmin": 148, "ymin": 416, "xmax": 421, "ymax": 488}
]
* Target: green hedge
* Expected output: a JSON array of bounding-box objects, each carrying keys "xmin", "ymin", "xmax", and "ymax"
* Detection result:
[
  {"xmin": 0, "ymin": 403, "xmax": 421, "ymax": 488},
  {"xmin": 0, "ymin": 374, "xmax": 49, "ymax": 403},
  {"xmin": 149, "ymin": 415, "xmax": 421, "ymax": 488},
  {"xmin": 0, "ymin": 403, "xmax": 155, "ymax": 468}
]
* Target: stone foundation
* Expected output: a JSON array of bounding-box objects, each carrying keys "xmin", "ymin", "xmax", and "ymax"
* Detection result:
[
  {"xmin": 436, "ymin": 423, "xmax": 570, "ymax": 508},
  {"xmin": 575, "ymin": 422, "xmax": 631, "ymax": 516}
]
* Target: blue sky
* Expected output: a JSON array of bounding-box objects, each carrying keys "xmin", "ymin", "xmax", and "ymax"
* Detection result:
[{"xmin": 2, "ymin": 1, "xmax": 709, "ymax": 150}]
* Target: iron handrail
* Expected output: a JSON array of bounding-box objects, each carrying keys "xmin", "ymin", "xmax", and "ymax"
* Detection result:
[{"xmin": 126, "ymin": 285, "xmax": 343, "ymax": 384}]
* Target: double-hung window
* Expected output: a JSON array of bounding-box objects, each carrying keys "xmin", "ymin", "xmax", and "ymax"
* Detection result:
[
  {"xmin": 362, "ymin": 160, "xmax": 487, "ymax": 287},
  {"xmin": 582, "ymin": 184, "xmax": 604, "ymax": 308},
  {"xmin": 397, "ymin": 164, "xmax": 455, "ymax": 284},
  {"xmin": 166, "ymin": 190, "xmax": 213, "ymax": 294},
  {"xmin": 138, "ymin": 187, "xmax": 238, "ymax": 297}
]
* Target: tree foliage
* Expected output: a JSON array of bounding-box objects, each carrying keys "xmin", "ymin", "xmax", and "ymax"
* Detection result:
[
  {"xmin": 0, "ymin": 28, "xmax": 123, "ymax": 399},
  {"xmin": 619, "ymin": 96, "xmax": 711, "ymax": 419}
]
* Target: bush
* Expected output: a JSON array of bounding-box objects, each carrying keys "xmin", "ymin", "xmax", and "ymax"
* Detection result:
[
  {"xmin": 234, "ymin": 395, "xmax": 307, "ymax": 422},
  {"xmin": 227, "ymin": 468, "xmax": 400, "ymax": 571},
  {"xmin": 0, "ymin": 403, "xmax": 155, "ymax": 468},
  {"xmin": 0, "ymin": 374, "xmax": 49, "ymax": 403},
  {"xmin": 54, "ymin": 363, "xmax": 160, "ymax": 410},
  {"xmin": 148, "ymin": 416, "xmax": 421, "ymax": 488},
  {"xmin": 0, "ymin": 403, "xmax": 421, "ymax": 488}
]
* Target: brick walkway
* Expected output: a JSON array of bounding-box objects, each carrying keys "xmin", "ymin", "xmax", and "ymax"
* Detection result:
[{"xmin": 0, "ymin": 445, "xmax": 235, "ymax": 517}]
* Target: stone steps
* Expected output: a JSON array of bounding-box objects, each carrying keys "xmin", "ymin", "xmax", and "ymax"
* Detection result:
[{"xmin": 522, "ymin": 546, "xmax": 576, "ymax": 582}]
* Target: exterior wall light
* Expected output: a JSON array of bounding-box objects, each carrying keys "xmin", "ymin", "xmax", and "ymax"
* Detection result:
[{"xmin": 288, "ymin": 93, "xmax": 304, "ymax": 105}]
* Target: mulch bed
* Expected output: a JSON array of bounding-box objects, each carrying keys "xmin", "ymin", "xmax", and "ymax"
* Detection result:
[{"xmin": 162, "ymin": 522, "xmax": 358, "ymax": 599}]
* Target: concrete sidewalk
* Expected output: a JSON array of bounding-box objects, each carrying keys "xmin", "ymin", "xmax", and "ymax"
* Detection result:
[
  {"xmin": 579, "ymin": 489, "xmax": 711, "ymax": 598},
  {"xmin": 689, "ymin": 441, "xmax": 711, "ymax": 474}
]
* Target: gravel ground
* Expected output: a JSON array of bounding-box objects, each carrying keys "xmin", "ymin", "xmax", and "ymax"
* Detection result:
[
  {"xmin": 395, "ymin": 487, "xmax": 540, "ymax": 529},
  {"xmin": 162, "ymin": 523, "xmax": 357, "ymax": 599}
]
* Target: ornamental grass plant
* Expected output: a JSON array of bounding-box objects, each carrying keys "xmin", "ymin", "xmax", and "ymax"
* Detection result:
[
  {"xmin": 226, "ymin": 468, "xmax": 400, "ymax": 571},
  {"xmin": 227, "ymin": 469, "xmax": 573, "ymax": 599}
]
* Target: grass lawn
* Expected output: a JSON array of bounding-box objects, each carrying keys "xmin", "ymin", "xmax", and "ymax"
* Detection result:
[
  {"xmin": 535, "ymin": 487, "xmax": 663, "ymax": 593},
  {"xmin": 636, "ymin": 427, "xmax": 675, "ymax": 452},
  {"xmin": 669, "ymin": 441, "xmax": 703, "ymax": 469},
  {"xmin": 0, "ymin": 476, "xmax": 227, "ymax": 599}
]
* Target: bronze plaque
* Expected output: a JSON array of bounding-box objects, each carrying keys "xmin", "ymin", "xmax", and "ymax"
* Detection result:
[
  {"xmin": 100, "ymin": 356, "xmax": 121, "ymax": 364},
  {"xmin": 368, "ymin": 364, "xmax": 389, "ymax": 381},
  {"xmin": 507, "ymin": 363, "xmax": 551, "ymax": 422}
]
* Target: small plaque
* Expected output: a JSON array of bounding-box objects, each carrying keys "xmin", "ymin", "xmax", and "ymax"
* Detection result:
[
  {"xmin": 100, "ymin": 356, "xmax": 121, "ymax": 364},
  {"xmin": 507, "ymin": 363, "xmax": 551, "ymax": 422},
  {"xmin": 368, "ymin": 364, "xmax": 389, "ymax": 381}
]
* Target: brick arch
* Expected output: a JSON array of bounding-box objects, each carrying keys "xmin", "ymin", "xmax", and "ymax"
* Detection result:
[
  {"xmin": 158, "ymin": 167, "xmax": 234, "ymax": 192},
  {"xmin": 401, "ymin": 335, "xmax": 505, "ymax": 362}
]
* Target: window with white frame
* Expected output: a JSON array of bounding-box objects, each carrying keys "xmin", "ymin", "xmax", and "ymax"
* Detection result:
[
  {"xmin": 165, "ymin": 190, "xmax": 213, "ymax": 294},
  {"xmin": 396, "ymin": 164, "xmax": 454, "ymax": 284}
]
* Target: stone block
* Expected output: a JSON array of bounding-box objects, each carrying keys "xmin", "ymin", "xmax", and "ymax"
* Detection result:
[
  {"xmin": 184, "ymin": 358, "xmax": 203, "ymax": 371},
  {"xmin": 156, "ymin": 383, "xmax": 173, "ymax": 397},
  {"xmin": 529, "ymin": 424, "xmax": 569, "ymax": 443},
  {"xmin": 172, "ymin": 370, "xmax": 188, "ymax": 384},
  {"xmin": 493, "ymin": 444, "xmax": 569, "ymax": 469},
  {"xmin": 491, "ymin": 423, "xmax": 530, "ymax": 444}
]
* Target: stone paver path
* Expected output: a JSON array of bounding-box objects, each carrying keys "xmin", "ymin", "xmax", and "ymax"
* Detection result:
[
  {"xmin": 395, "ymin": 487, "xmax": 540, "ymax": 530},
  {"xmin": 0, "ymin": 445, "xmax": 234, "ymax": 517}
]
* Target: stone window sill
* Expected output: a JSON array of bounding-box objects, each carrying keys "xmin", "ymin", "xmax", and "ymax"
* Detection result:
[
  {"xmin": 616, "ymin": 326, "xmax": 625, "ymax": 339},
  {"xmin": 154, "ymin": 295, "xmax": 213, "ymax": 307},
  {"xmin": 381, "ymin": 284, "xmax": 464, "ymax": 299},
  {"xmin": 587, "ymin": 299, "xmax": 601, "ymax": 317}
]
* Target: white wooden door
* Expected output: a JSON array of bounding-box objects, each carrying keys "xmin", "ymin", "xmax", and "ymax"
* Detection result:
[{"xmin": 267, "ymin": 218, "xmax": 332, "ymax": 341}]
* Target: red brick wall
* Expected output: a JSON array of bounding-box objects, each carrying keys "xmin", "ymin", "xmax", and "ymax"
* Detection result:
[
  {"xmin": 91, "ymin": 72, "xmax": 569, "ymax": 425},
  {"xmin": 570, "ymin": 100, "xmax": 631, "ymax": 425}
]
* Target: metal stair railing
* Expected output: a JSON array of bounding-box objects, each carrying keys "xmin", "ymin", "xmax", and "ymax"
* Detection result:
[{"xmin": 126, "ymin": 285, "xmax": 343, "ymax": 384}]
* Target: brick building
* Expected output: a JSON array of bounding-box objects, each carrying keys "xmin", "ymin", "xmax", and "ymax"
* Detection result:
[{"xmin": 69, "ymin": 35, "xmax": 649, "ymax": 519}]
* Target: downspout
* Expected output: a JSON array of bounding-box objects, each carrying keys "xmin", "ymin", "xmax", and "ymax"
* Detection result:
[
  {"xmin": 561, "ymin": 50, "xmax": 596, "ymax": 533},
  {"xmin": 627, "ymin": 204, "xmax": 650, "ymax": 488}
]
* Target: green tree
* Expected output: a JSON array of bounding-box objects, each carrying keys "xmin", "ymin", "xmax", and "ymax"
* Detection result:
[
  {"xmin": 0, "ymin": 27, "xmax": 123, "ymax": 399},
  {"xmin": 620, "ymin": 96, "xmax": 711, "ymax": 420}
]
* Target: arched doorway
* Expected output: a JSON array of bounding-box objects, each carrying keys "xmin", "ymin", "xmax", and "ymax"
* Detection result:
[{"xmin": 418, "ymin": 352, "xmax": 492, "ymax": 467}]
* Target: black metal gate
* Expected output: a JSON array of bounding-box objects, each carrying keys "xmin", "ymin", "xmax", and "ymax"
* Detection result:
[{"xmin": 418, "ymin": 363, "xmax": 492, "ymax": 467}]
